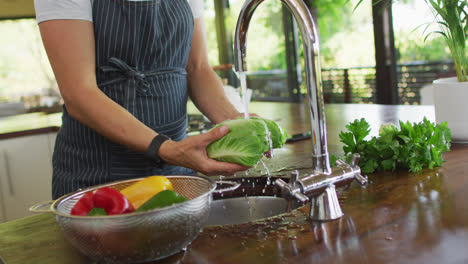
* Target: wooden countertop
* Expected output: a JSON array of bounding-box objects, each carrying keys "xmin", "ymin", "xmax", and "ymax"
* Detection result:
[{"xmin": 1, "ymin": 103, "xmax": 467, "ymax": 264}]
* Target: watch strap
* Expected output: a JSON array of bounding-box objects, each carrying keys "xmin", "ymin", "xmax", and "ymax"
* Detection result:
[{"xmin": 144, "ymin": 134, "xmax": 170, "ymax": 166}]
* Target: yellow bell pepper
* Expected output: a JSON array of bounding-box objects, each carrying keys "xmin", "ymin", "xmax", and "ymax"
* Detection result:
[{"xmin": 120, "ymin": 176, "xmax": 173, "ymax": 209}]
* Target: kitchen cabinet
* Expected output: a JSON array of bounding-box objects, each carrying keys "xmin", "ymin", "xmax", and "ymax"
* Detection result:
[
  {"xmin": 0, "ymin": 132, "xmax": 57, "ymax": 222},
  {"xmin": 0, "ymin": 154, "xmax": 6, "ymax": 222},
  {"xmin": 47, "ymin": 132, "xmax": 57, "ymax": 157}
]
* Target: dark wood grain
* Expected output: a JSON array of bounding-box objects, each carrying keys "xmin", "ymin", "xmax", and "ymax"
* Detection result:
[
  {"xmin": 0, "ymin": 126, "xmax": 60, "ymax": 140},
  {"xmin": 1, "ymin": 103, "xmax": 466, "ymax": 264}
]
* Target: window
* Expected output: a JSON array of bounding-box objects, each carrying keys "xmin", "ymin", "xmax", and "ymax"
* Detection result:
[{"xmin": 0, "ymin": 19, "xmax": 58, "ymax": 110}]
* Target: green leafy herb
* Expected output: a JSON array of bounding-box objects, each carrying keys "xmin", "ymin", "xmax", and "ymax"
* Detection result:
[{"xmin": 338, "ymin": 118, "xmax": 452, "ymax": 174}]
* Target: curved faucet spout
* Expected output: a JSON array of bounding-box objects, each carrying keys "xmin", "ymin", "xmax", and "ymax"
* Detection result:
[
  {"xmin": 234, "ymin": 0, "xmax": 331, "ymax": 175},
  {"xmin": 234, "ymin": 0, "xmax": 317, "ymax": 72}
]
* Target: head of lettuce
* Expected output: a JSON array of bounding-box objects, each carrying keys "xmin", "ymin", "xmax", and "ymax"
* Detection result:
[{"xmin": 206, "ymin": 117, "xmax": 287, "ymax": 167}]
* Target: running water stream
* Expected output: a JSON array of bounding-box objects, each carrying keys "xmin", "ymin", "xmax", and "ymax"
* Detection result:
[
  {"xmin": 238, "ymin": 71, "xmax": 273, "ymax": 193},
  {"xmin": 238, "ymin": 71, "xmax": 249, "ymax": 119},
  {"xmin": 259, "ymin": 160, "xmax": 271, "ymax": 185}
]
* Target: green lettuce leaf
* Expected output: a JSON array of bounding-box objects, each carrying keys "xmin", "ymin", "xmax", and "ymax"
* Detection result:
[
  {"xmin": 206, "ymin": 118, "xmax": 272, "ymax": 167},
  {"xmin": 251, "ymin": 117, "xmax": 287, "ymax": 148}
]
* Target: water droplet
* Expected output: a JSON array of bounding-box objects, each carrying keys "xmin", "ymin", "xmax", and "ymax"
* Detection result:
[{"xmin": 260, "ymin": 160, "xmax": 271, "ymax": 177}]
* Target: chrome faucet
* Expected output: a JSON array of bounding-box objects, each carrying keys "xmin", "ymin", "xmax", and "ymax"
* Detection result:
[
  {"xmin": 234, "ymin": 0, "xmax": 329, "ymax": 175},
  {"xmin": 233, "ymin": 0, "xmax": 367, "ymax": 221}
]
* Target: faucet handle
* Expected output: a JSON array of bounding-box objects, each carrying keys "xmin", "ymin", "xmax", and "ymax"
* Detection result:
[
  {"xmin": 354, "ymin": 174, "xmax": 368, "ymax": 185},
  {"xmin": 275, "ymin": 178, "xmax": 289, "ymax": 190},
  {"xmin": 275, "ymin": 177, "xmax": 309, "ymax": 203},
  {"xmin": 351, "ymin": 153, "xmax": 360, "ymax": 167},
  {"xmin": 275, "ymin": 176, "xmax": 308, "ymax": 203},
  {"xmin": 293, "ymin": 192, "xmax": 309, "ymax": 203},
  {"xmin": 288, "ymin": 170, "xmax": 309, "ymax": 202},
  {"xmin": 290, "ymin": 170, "xmax": 299, "ymax": 184},
  {"xmin": 349, "ymin": 153, "xmax": 367, "ymax": 185}
]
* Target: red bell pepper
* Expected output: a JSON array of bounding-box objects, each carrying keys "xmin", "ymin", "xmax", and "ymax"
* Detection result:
[
  {"xmin": 70, "ymin": 187, "xmax": 134, "ymax": 216},
  {"xmin": 70, "ymin": 192, "xmax": 94, "ymax": 216},
  {"xmin": 92, "ymin": 187, "xmax": 135, "ymax": 215}
]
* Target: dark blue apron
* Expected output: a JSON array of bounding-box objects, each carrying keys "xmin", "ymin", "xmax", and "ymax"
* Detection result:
[{"xmin": 52, "ymin": 0, "xmax": 195, "ymax": 199}]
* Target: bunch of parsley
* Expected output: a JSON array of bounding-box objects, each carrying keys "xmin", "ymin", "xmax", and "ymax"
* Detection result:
[{"xmin": 337, "ymin": 118, "xmax": 452, "ymax": 174}]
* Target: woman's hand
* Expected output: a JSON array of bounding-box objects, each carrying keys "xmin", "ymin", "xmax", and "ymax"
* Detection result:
[{"xmin": 158, "ymin": 125, "xmax": 250, "ymax": 176}]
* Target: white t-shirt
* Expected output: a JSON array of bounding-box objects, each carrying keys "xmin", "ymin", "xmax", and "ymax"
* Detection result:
[{"xmin": 34, "ymin": 0, "xmax": 204, "ymax": 24}]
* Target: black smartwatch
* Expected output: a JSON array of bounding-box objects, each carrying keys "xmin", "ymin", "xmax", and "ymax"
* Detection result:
[{"xmin": 144, "ymin": 134, "xmax": 170, "ymax": 166}]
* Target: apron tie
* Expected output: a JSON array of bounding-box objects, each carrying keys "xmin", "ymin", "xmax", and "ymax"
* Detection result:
[
  {"xmin": 100, "ymin": 57, "xmax": 151, "ymax": 92},
  {"xmin": 98, "ymin": 57, "xmax": 187, "ymax": 113}
]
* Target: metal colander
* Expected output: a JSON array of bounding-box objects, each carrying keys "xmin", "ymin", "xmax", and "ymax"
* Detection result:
[{"xmin": 31, "ymin": 175, "xmax": 237, "ymax": 264}]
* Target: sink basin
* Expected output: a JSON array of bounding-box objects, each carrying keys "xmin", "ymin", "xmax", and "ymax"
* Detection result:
[
  {"xmin": 206, "ymin": 176, "xmax": 304, "ymax": 226},
  {"xmin": 206, "ymin": 196, "xmax": 301, "ymax": 226}
]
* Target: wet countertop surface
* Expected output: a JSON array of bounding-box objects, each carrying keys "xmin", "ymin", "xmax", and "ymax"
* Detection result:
[{"xmin": 1, "ymin": 103, "xmax": 467, "ymax": 264}]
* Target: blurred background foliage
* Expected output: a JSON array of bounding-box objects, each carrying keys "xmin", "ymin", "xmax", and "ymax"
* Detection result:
[
  {"xmin": 0, "ymin": 0, "xmax": 455, "ymax": 102},
  {"xmin": 204, "ymin": 0, "xmax": 452, "ymax": 70}
]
